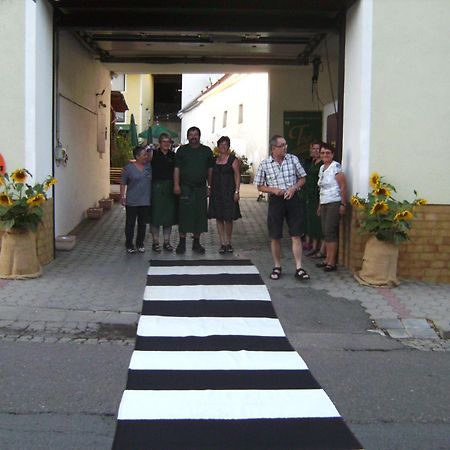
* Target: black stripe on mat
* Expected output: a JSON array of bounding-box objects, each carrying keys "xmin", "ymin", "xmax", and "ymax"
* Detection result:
[
  {"xmin": 112, "ymin": 417, "xmax": 363, "ymax": 450},
  {"xmin": 141, "ymin": 300, "xmax": 277, "ymax": 317},
  {"xmin": 126, "ymin": 370, "xmax": 320, "ymax": 390},
  {"xmin": 135, "ymin": 335, "xmax": 294, "ymax": 351},
  {"xmin": 149, "ymin": 259, "xmax": 253, "ymax": 266},
  {"xmin": 147, "ymin": 273, "xmax": 263, "ymax": 286}
]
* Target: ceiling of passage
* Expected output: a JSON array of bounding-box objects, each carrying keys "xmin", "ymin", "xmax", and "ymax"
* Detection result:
[{"xmin": 50, "ymin": 0, "xmax": 354, "ymax": 67}]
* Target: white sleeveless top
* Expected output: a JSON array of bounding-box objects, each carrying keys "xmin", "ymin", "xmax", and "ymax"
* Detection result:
[{"xmin": 317, "ymin": 161, "xmax": 342, "ymax": 204}]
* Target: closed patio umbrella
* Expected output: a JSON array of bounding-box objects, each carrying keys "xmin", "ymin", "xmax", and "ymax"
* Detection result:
[{"xmin": 129, "ymin": 114, "xmax": 138, "ymax": 147}]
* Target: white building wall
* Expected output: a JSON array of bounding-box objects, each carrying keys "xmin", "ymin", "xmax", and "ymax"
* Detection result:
[
  {"xmin": 181, "ymin": 74, "xmax": 223, "ymax": 108},
  {"xmin": 34, "ymin": 0, "xmax": 53, "ymax": 183},
  {"xmin": 342, "ymin": 0, "xmax": 373, "ymax": 197},
  {"xmin": 55, "ymin": 32, "xmax": 111, "ymax": 236},
  {"xmin": 180, "ymin": 73, "xmax": 269, "ymax": 173},
  {"xmin": 0, "ymin": 0, "xmax": 52, "ymax": 183},
  {"xmin": 370, "ymin": 0, "xmax": 450, "ymax": 203}
]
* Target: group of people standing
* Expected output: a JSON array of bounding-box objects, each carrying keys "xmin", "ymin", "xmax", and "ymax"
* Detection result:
[
  {"xmin": 120, "ymin": 126, "xmax": 241, "ymax": 255},
  {"xmin": 120, "ymin": 126, "xmax": 347, "ymax": 282}
]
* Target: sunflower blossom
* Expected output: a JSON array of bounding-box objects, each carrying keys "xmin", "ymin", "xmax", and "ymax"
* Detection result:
[
  {"xmin": 26, "ymin": 193, "xmax": 46, "ymax": 206},
  {"xmin": 350, "ymin": 196, "xmax": 365, "ymax": 209},
  {"xmin": 369, "ymin": 172, "xmax": 381, "ymax": 189},
  {"xmin": 370, "ymin": 201, "xmax": 389, "ymax": 215},
  {"xmin": 394, "ymin": 210, "xmax": 414, "ymax": 221},
  {"xmin": 44, "ymin": 177, "xmax": 58, "ymax": 190},
  {"xmin": 415, "ymin": 198, "xmax": 427, "ymax": 206},
  {"xmin": 11, "ymin": 169, "xmax": 28, "ymax": 183},
  {"xmin": 0, "ymin": 193, "xmax": 13, "ymax": 206},
  {"xmin": 373, "ymin": 186, "xmax": 391, "ymax": 197}
]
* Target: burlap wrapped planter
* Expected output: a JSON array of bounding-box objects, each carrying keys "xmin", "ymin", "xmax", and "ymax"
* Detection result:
[
  {"xmin": 0, "ymin": 229, "xmax": 42, "ymax": 279},
  {"xmin": 354, "ymin": 236, "xmax": 399, "ymax": 287}
]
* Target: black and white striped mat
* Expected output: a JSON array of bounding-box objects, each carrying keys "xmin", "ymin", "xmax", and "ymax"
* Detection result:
[{"xmin": 112, "ymin": 259, "xmax": 362, "ymax": 450}]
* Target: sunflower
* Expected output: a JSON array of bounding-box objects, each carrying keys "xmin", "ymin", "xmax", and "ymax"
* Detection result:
[
  {"xmin": 369, "ymin": 172, "xmax": 381, "ymax": 189},
  {"xmin": 394, "ymin": 210, "xmax": 414, "ymax": 221},
  {"xmin": 26, "ymin": 193, "xmax": 46, "ymax": 206},
  {"xmin": 11, "ymin": 169, "xmax": 28, "ymax": 183},
  {"xmin": 0, "ymin": 193, "xmax": 13, "ymax": 206},
  {"xmin": 414, "ymin": 198, "xmax": 427, "ymax": 206},
  {"xmin": 373, "ymin": 186, "xmax": 391, "ymax": 197},
  {"xmin": 44, "ymin": 177, "xmax": 58, "ymax": 190},
  {"xmin": 370, "ymin": 201, "xmax": 389, "ymax": 215},
  {"xmin": 350, "ymin": 195, "xmax": 365, "ymax": 209}
]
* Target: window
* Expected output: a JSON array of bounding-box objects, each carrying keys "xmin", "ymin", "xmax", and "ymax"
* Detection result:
[
  {"xmin": 223, "ymin": 110, "xmax": 228, "ymax": 128},
  {"xmin": 115, "ymin": 111, "xmax": 125, "ymax": 123},
  {"xmin": 238, "ymin": 104, "xmax": 243, "ymax": 124},
  {"xmin": 212, "ymin": 116, "xmax": 216, "ymax": 133}
]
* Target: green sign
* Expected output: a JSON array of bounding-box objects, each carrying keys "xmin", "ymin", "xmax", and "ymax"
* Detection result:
[{"xmin": 283, "ymin": 111, "xmax": 322, "ymax": 163}]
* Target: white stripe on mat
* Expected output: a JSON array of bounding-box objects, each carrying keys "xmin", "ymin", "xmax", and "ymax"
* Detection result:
[
  {"xmin": 118, "ymin": 389, "xmax": 340, "ymax": 420},
  {"xmin": 148, "ymin": 265, "xmax": 259, "ymax": 275},
  {"xmin": 144, "ymin": 285, "xmax": 270, "ymax": 301},
  {"xmin": 137, "ymin": 316, "xmax": 285, "ymax": 337},
  {"xmin": 129, "ymin": 350, "xmax": 307, "ymax": 370}
]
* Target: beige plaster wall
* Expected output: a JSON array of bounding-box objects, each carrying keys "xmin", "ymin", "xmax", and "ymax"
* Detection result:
[
  {"xmin": 55, "ymin": 32, "xmax": 111, "ymax": 236},
  {"xmin": 370, "ymin": 0, "xmax": 450, "ymax": 203},
  {"xmin": 0, "ymin": 1, "xmax": 26, "ymax": 171},
  {"xmin": 269, "ymin": 35, "xmax": 339, "ymax": 139}
]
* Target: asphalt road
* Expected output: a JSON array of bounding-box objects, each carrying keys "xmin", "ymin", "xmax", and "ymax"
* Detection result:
[{"xmin": 1, "ymin": 287, "xmax": 449, "ymax": 450}]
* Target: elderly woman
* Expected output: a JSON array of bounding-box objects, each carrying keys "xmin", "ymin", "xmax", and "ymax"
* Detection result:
[
  {"xmin": 150, "ymin": 133, "xmax": 177, "ymax": 252},
  {"xmin": 120, "ymin": 146, "xmax": 152, "ymax": 253},
  {"xmin": 316, "ymin": 143, "xmax": 347, "ymax": 271},
  {"xmin": 207, "ymin": 136, "xmax": 241, "ymax": 253}
]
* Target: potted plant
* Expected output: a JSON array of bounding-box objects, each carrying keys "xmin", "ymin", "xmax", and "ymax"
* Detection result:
[
  {"xmin": 238, "ymin": 155, "xmax": 251, "ymax": 184},
  {"xmin": 351, "ymin": 173, "xmax": 426, "ymax": 286},
  {"xmin": 110, "ymin": 133, "xmax": 133, "ymax": 184},
  {"xmin": 211, "ymin": 146, "xmax": 252, "ymax": 183},
  {"xmin": 0, "ymin": 169, "xmax": 57, "ymax": 279}
]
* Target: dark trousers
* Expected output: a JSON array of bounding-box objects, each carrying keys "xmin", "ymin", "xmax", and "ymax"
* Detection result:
[{"xmin": 125, "ymin": 206, "xmax": 148, "ymax": 249}]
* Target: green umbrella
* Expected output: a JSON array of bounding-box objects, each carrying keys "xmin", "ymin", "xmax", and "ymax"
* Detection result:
[
  {"xmin": 145, "ymin": 123, "xmax": 153, "ymax": 144},
  {"xmin": 129, "ymin": 114, "xmax": 138, "ymax": 147},
  {"xmin": 139, "ymin": 122, "xmax": 178, "ymax": 140}
]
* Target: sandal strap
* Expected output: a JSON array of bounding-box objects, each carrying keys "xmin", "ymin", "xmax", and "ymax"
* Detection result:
[{"xmin": 295, "ymin": 268, "xmax": 310, "ymax": 279}]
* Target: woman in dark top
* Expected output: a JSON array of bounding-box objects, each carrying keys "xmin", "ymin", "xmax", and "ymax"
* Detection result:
[
  {"xmin": 150, "ymin": 133, "xmax": 177, "ymax": 252},
  {"xmin": 120, "ymin": 146, "xmax": 152, "ymax": 253},
  {"xmin": 208, "ymin": 136, "xmax": 241, "ymax": 253}
]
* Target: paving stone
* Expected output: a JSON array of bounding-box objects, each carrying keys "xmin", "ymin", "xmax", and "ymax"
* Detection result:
[
  {"xmin": 402, "ymin": 318, "xmax": 430, "ymax": 329},
  {"xmin": 374, "ymin": 318, "xmax": 403, "ymax": 329},
  {"xmin": 406, "ymin": 327, "xmax": 440, "ymax": 339},
  {"xmin": 385, "ymin": 328, "xmax": 411, "ymax": 339},
  {"xmin": 432, "ymin": 320, "xmax": 450, "ymax": 339}
]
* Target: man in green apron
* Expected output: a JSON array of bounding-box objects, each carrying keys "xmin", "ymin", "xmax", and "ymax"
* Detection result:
[{"xmin": 174, "ymin": 126, "xmax": 214, "ymax": 254}]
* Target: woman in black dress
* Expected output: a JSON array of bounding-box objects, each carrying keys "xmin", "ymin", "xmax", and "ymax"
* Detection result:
[{"xmin": 208, "ymin": 136, "xmax": 242, "ymax": 253}]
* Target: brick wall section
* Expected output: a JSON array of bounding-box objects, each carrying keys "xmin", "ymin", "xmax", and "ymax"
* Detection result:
[
  {"xmin": 36, "ymin": 199, "xmax": 54, "ymax": 265},
  {"xmin": 342, "ymin": 205, "xmax": 450, "ymax": 283}
]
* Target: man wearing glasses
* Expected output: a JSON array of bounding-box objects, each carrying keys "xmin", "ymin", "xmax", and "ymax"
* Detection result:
[{"xmin": 254, "ymin": 135, "xmax": 310, "ymax": 281}]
